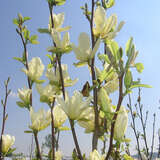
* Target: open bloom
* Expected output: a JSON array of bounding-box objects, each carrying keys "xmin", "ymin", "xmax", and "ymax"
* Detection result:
[
  {"xmin": 47, "ymin": 29, "xmax": 72, "ymax": 54},
  {"xmin": 114, "ymin": 106, "xmax": 128, "ymax": 141},
  {"xmin": 72, "ymin": 32, "xmax": 100, "ymax": 65},
  {"xmin": 56, "ymin": 91, "xmax": 91, "ymax": 120},
  {"xmin": 46, "ymin": 64, "xmax": 77, "ymax": 89},
  {"xmin": 78, "ymin": 107, "xmax": 95, "ymax": 133},
  {"xmin": 52, "ymin": 105, "xmax": 67, "ymax": 128},
  {"xmin": 89, "ymin": 150, "xmax": 105, "ymax": 160},
  {"xmin": 36, "ymin": 84, "xmax": 56, "ymax": 104},
  {"xmin": 48, "ymin": 13, "xmax": 71, "ymax": 32},
  {"xmin": 93, "ymin": 6, "xmax": 124, "ymax": 39},
  {"xmin": 2, "ymin": 134, "xmax": 15, "ymax": 154},
  {"xmin": 29, "ymin": 107, "xmax": 51, "ymax": 132},
  {"xmin": 22, "ymin": 57, "xmax": 44, "ymax": 83},
  {"xmin": 17, "ymin": 87, "xmax": 31, "ymax": 107}
]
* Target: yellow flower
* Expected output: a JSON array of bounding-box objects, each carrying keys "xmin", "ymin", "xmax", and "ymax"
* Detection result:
[
  {"xmin": 89, "ymin": 150, "xmax": 105, "ymax": 160},
  {"xmin": 22, "ymin": 57, "xmax": 44, "ymax": 83},
  {"xmin": 47, "ymin": 29, "xmax": 72, "ymax": 54},
  {"xmin": 114, "ymin": 106, "xmax": 128, "ymax": 141},
  {"xmin": 93, "ymin": 6, "xmax": 124, "ymax": 39},
  {"xmin": 72, "ymin": 32, "xmax": 100, "ymax": 65},
  {"xmin": 52, "ymin": 105, "xmax": 67, "ymax": 128},
  {"xmin": 78, "ymin": 107, "xmax": 95, "ymax": 133},
  {"xmin": 56, "ymin": 91, "xmax": 91, "ymax": 120},
  {"xmin": 36, "ymin": 84, "xmax": 56, "ymax": 104},
  {"xmin": 48, "ymin": 13, "xmax": 71, "ymax": 32},
  {"xmin": 2, "ymin": 134, "xmax": 15, "ymax": 154},
  {"xmin": 55, "ymin": 150, "xmax": 62, "ymax": 160},
  {"xmin": 29, "ymin": 107, "xmax": 51, "ymax": 132},
  {"xmin": 98, "ymin": 87, "xmax": 113, "ymax": 114},
  {"xmin": 46, "ymin": 64, "xmax": 77, "ymax": 88},
  {"xmin": 17, "ymin": 87, "xmax": 31, "ymax": 107}
]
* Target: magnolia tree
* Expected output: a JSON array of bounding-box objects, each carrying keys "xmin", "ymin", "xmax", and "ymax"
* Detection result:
[{"xmin": 0, "ymin": 0, "xmax": 152, "ymax": 160}]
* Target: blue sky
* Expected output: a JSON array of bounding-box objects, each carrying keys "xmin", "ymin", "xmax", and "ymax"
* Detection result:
[{"xmin": 1, "ymin": 0, "xmax": 160, "ymax": 156}]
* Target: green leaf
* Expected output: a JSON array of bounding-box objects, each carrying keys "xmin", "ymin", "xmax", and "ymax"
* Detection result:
[
  {"xmin": 108, "ymin": 41, "xmax": 119, "ymax": 61},
  {"xmin": 130, "ymin": 84, "xmax": 152, "ymax": 89},
  {"xmin": 35, "ymin": 79, "xmax": 45, "ymax": 84},
  {"xmin": 24, "ymin": 130, "xmax": 33, "ymax": 133},
  {"xmin": 23, "ymin": 29, "xmax": 30, "ymax": 41},
  {"xmin": 6, "ymin": 148, "xmax": 16, "ymax": 155},
  {"xmin": 38, "ymin": 28, "xmax": 50, "ymax": 34},
  {"xmin": 98, "ymin": 54, "xmax": 110, "ymax": 64},
  {"xmin": 13, "ymin": 57, "xmax": 24, "ymax": 63},
  {"xmin": 23, "ymin": 16, "xmax": 31, "ymax": 22},
  {"xmin": 30, "ymin": 35, "xmax": 38, "ymax": 41},
  {"xmin": 126, "ymin": 37, "xmax": 133, "ymax": 57},
  {"xmin": 124, "ymin": 70, "xmax": 132, "ymax": 89},
  {"xmin": 13, "ymin": 18, "xmax": 19, "ymax": 26},
  {"xmin": 55, "ymin": 0, "xmax": 66, "ymax": 5},
  {"xmin": 29, "ymin": 35, "xmax": 39, "ymax": 44},
  {"xmin": 73, "ymin": 62, "xmax": 88, "ymax": 67},
  {"xmin": 59, "ymin": 126, "xmax": 70, "ymax": 131},
  {"xmin": 48, "ymin": 63, "xmax": 54, "ymax": 68},
  {"xmin": 135, "ymin": 63, "xmax": 144, "ymax": 73},
  {"xmin": 16, "ymin": 101, "xmax": 26, "ymax": 108},
  {"xmin": 106, "ymin": 0, "xmax": 115, "ymax": 8}
]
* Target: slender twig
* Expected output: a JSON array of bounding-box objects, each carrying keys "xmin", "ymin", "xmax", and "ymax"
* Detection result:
[
  {"xmin": 50, "ymin": 100, "xmax": 55, "ymax": 160},
  {"xmin": 138, "ymin": 88, "xmax": 149, "ymax": 159},
  {"xmin": 16, "ymin": 29, "xmax": 32, "ymax": 96},
  {"xmin": 0, "ymin": 78, "xmax": 11, "ymax": 160},
  {"xmin": 33, "ymin": 132, "xmax": 42, "ymax": 160},
  {"xmin": 105, "ymin": 75, "xmax": 124, "ymax": 160},
  {"xmin": 128, "ymin": 94, "xmax": 142, "ymax": 160},
  {"xmin": 150, "ymin": 113, "xmax": 156, "ymax": 160},
  {"xmin": 69, "ymin": 119, "xmax": 83, "ymax": 160}
]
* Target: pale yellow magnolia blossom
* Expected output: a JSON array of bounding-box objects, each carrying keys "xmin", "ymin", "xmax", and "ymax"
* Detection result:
[
  {"xmin": 2, "ymin": 134, "xmax": 15, "ymax": 154},
  {"xmin": 93, "ymin": 6, "xmax": 125, "ymax": 39},
  {"xmin": 72, "ymin": 32, "xmax": 100, "ymax": 63},
  {"xmin": 47, "ymin": 29, "xmax": 72, "ymax": 54},
  {"xmin": 89, "ymin": 150, "xmax": 105, "ymax": 160},
  {"xmin": 103, "ymin": 75, "xmax": 119, "ymax": 94},
  {"xmin": 51, "ymin": 29, "xmax": 70, "ymax": 49},
  {"xmin": 98, "ymin": 87, "xmax": 113, "ymax": 114},
  {"xmin": 36, "ymin": 84, "xmax": 56, "ymax": 103},
  {"xmin": 46, "ymin": 64, "xmax": 78, "ymax": 88},
  {"xmin": 114, "ymin": 106, "xmax": 128, "ymax": 141},
  {"xmin": 48, "ymin": 13, "xmax": 71, "ymax": 32},
  {"xmin": 52, "ymin": 105, "xmax": 67, "ymax": 128},
  {"xmin": 18, "ymin": 87, "xmax": 31, "ymax": 105},
  {"xmin": 56, "ymin": 91, "xmax": 92, "ymax": 120},
  {"xmin": 29, "ymin": 107, "xmax": 51, "ymax": 132},
  {"xmin": 78, "ymin": 107, "xmax": 95, "ymax": 133},
  {"xmin": 22, "ymin": 57, "xmax": 44, "ymax": 83},
  {"xmin": 55, "ymin": 150, "xmax": 62, "ymax": 160}
]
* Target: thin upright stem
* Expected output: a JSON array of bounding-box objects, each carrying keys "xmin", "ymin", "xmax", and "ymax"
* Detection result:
[
  {"xmin": 105, "ymin": 75, "xmax": 124, "ymax": 160},
  {"xmin": 128, "ymin": 94, "xmax": 142, "ymax": 160},
  {"xmin": 150, "ymin": 113, "xmax": 156, "ymax": 160},
  {"xmin": 16, "ymin": 28, "xmax": 32, "ymax": 106},
  {"xmin": 69, "ymin": 119, "xmax": 83, "ymax": 160},
  {"xmin": 0, "ymin": 78, "xmax": 10, "ymax": 160},
  {"xmin": 50, "ymin": 100, "xmax": 55, "ymax": 160},
  {"xmin": 138, "ymin": 88, "xmax": 149, "ymax": 158},
  {"xmin": 33, "ymin": 132, "xmax": 42, "ymax": 160}
]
